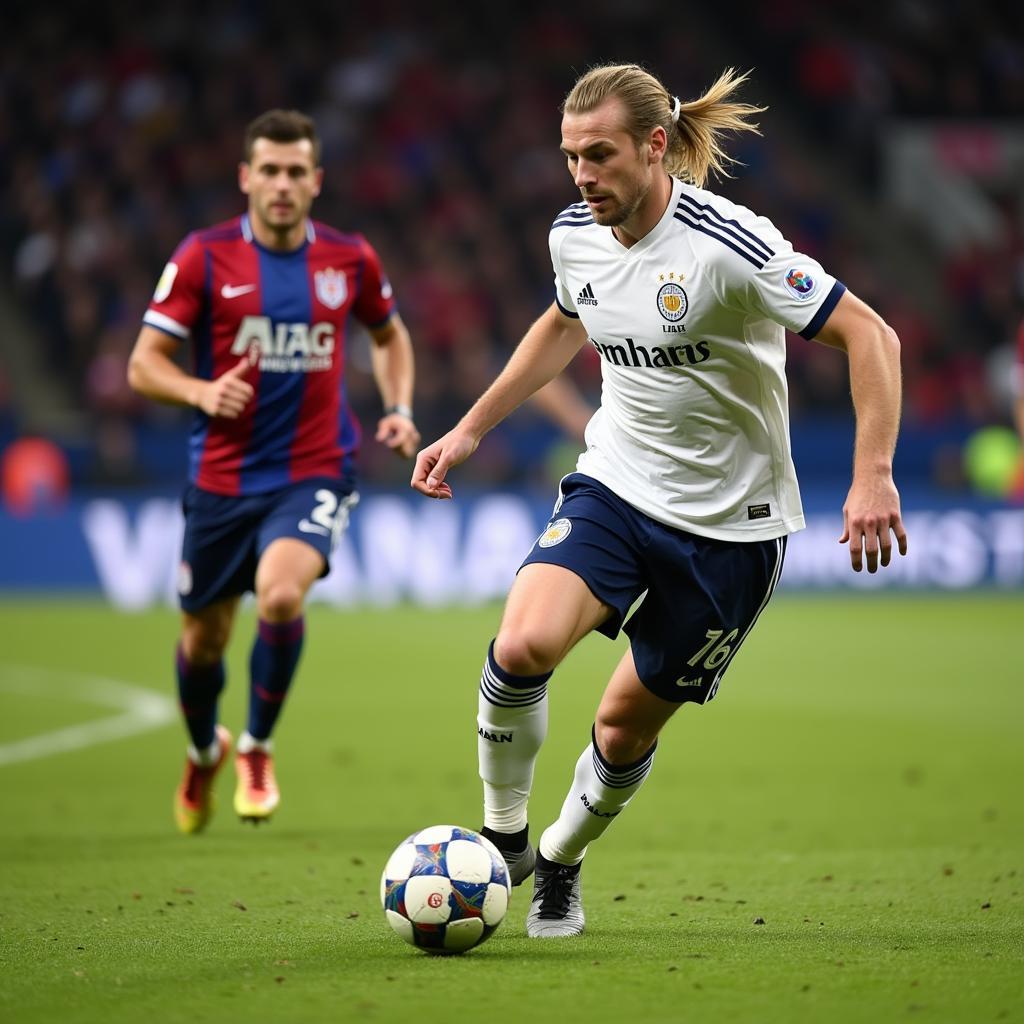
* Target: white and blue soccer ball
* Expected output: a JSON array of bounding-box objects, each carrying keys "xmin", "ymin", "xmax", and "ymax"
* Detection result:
[{"xmin": 380, "ymin": 825, "xmax": 511, "ymax": 954}]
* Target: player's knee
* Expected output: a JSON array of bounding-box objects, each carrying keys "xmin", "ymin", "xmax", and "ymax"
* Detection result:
[
  {"xmin": 258, "ymin": 582, "xmax": 305, "ymax": 622},
  {"xmin": 492, "ymin": 629, "xmax": 560, "ymax": 678},
  {"xmin": 594, "ymin": 719, "xmax": 653, "ymax": 766},
  {"xmin": 180, "ymin": 623, "xmax": 229, "ymax": 665}
]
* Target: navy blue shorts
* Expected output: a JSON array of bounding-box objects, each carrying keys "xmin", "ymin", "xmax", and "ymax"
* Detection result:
[
  {"xmin": 178, "ymin": 477, "xmax": 357, "ymax": 613},
  {"xmin": 520, "ymin": 474, "xmax": 787, "ymax": 705}
]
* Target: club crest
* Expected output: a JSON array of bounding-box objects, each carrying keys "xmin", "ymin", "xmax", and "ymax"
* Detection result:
[
  {"xmin": 657, "ymin": 282, "xmax": 688, "ymax": 322},
  {"xmin": 315, "ymin": 268, "xmax": 348, "ymax": 310}
]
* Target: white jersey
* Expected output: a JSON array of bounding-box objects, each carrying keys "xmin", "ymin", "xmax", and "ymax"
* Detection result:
[{"xmin": 550, "ymin": 176, "xmax": 845, "ymax": 542}]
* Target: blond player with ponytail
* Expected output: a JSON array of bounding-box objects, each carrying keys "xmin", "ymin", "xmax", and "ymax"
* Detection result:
[{"xmin": 414, "ymin": 65, "xmax": 907, "ymax": 938}]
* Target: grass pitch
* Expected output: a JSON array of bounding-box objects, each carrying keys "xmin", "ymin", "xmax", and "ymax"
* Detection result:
[{"xmin": 0, "ymin": 596, "xmax": 1021, "ymax": 1023}]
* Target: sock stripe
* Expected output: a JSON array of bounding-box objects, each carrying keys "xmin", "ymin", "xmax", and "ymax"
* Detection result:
[
  {"xmin": 480, "ymin": 660, "xmax": 547, "ymax": 708},
  {"xmin": 591, "ymin": 744, "xmax": 656, "ymax": 789},
  {"xmin": 253, "ymin": 684, "xmax": 287, "ymax": 703},
  {"xmin": 258, "ymin": 617, "xmax": 305, "ymax": 645}
]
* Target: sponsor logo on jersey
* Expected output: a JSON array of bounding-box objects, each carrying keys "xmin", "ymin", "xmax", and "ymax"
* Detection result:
[
  {"xmin": 315, "ymin": 268, "xmax": 348, "ymax": 310},
  {"xmin": 538, "ymin": 517, "xmax": 572, "ymax": 548},
  {"xmin": 153, "ymin": 262, "xmax": 178, "ymax": 303},
  {"xmin": 747, "ymin": 503, "xmax": 772, "ymax": 520},
  {"xmin": 591, "ymin": 336, "xmax": 711, "ymax": 369},
  {"xmin": 580, "ymin": 793, "xmax": 618, "ymax": 818},
  {"xmin": 784, "ymin": 267, "xmax": 817, "ymax": 300},
  {"xmin": 478, "ymin": 727, "xmax": 513, "ymax": 743},
  {"xmin": 230, "ymin": 315, "xmax": 335, "ymax": 372},
  {"xmin": 577, "ymin": 282, "xmax": 598, "ymax": 306},
  {"xmin": 221, "ymin": 282, "xmax": 256, "ymax": 299},
  {"xmin": 657, "ymin": 282, "xmax": 688, "ymax": 322}
]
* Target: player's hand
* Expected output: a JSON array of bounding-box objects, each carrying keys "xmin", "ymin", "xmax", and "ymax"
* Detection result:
[
  {"xmin": 376, "ymin": 413, "xmax": 421, "ymax": 459},
  {"xmin": 411, "ymin": 429, "xmax": 479, "ymax": 499},
  {"xmin": 840, "ymin": 470, "xmax": 908, "ymax": 573},
  {"xmin": 196, "ymin": 358, "xmax": 255, "ymax": 419}
]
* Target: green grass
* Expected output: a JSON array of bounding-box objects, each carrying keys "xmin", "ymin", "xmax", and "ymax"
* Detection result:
[{"xmin": 0, "ymin": 596, "xmax": 1021, "ymax": 1023}]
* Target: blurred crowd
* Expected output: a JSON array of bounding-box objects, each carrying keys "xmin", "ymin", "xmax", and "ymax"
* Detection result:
[{"xmin": 1, "ymin": 1, "xmax": 1022, "ymax": 488}]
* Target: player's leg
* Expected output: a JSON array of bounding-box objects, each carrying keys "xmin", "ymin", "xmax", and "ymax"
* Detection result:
[
  {"xmin": 480, "ymin": 562, "xmax": 614, "ymax": 882},
  {"xmin": 174, "ymin": 597, "xmax": 240, "ymax": 834},
  {"xmin": 479, "ymin": 474, "xmax": 646, "ymax": 885},
  {"xmin": 234, "ymin": 536, "xmax": 324, "ymax": 822},
  {"xmin": 172, "ymin": 482, "xmax": 258, "ymax": 834},
  {"xmin": 527, "ymin": 530, "xmax": 788, "ymax": 936},
  {"xmin": 528, "ymin": 649, "xmax": 671, "ymax": 937},
  {"xmin": 235, "ymin": 480, "xmax": 354, "ymax": 823}
]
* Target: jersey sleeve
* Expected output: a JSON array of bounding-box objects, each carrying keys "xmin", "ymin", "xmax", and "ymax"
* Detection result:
[
  {"xmin": 351, "ymin": 237, "xmax": 397, "ymax": 329},
  {"xmin": 142, "ymin": 233, "xmax": 207, "ymax": 340},
  {"xmin": 704, "ymin": 212, "xmax": 846, "ymax": 340},
  {"xmin": 548, "ymin": 229, "xmax": 580, "ymax": 319}
]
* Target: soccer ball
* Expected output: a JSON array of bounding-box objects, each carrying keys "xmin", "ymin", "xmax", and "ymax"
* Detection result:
[{"xmin": 380, "ymin": 825, "xmax": 511, "ymax": 954}]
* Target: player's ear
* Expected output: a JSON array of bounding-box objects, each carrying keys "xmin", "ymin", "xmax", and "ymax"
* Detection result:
[
  {"xmin": 239, "ymin": 162, "xmax": 251, "ymax": 195},
  {"xmin": 648, "ymin": 125, "xmax": 667, "ymax": 166},
  {"xmin": 312, "ymin": 167, "xmax": 324, "ymax": 198}
]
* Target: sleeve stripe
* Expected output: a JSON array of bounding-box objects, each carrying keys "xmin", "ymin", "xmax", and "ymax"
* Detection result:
[
  {"xmin": 799, "ymin": 281, "xmax": 847, "ymax": 340},
  {"xmin": 676, "ymin": 196, "xmax": 775, "ymax": 260},
  {"xmin": 142, "ymin": 310, "xmax": 190, "ymax": 339},
  {"xmin": 673, "ymin": 212, "xmax": 765, "ymax": 269},
  {"xmin": 555, "ymin": 295, "xmax": 580, "ymax": 318},
  {"xmin": 551, "ymin": 216, "xmax": 594, "ymax": 230}
]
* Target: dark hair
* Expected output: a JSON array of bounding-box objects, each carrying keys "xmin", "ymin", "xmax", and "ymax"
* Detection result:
[
  {"xmin": 243, "ymin": 109, "xmax": 321, "ymax": 164},
  {"xmin": 562, "ymin": 65, "xmax": 763, "ymax": 187}
]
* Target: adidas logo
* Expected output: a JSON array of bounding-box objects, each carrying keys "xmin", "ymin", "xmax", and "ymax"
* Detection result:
[{"xmin": 576, "ymin": 282, "xmax": 598, "ymax": 306}]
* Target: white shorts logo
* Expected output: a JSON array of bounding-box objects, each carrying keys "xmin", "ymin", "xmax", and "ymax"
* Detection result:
[
  {"xmin": 538, "ymin": 518, "xmax": 572, "ymax": 548},
  {"xmin": 177, "ymin": 561, "xmax": 193, "ymax": 596}
]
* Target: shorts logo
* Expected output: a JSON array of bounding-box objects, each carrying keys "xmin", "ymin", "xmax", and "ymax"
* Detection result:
[
  {"xmin": 538, "ymin": 518, "xmax": 572, "ymax": 548},
  {"xmin": 657, "ymin": 282, "xmax": 688, "ymax": 322},
  {"xmin": 315, "ymin": 268, "xmax": 348, "ymax": 310},
  {"xmin": 784, "ymin": 267, "xmax": 817, "ymax": 300},
  {"xmin": 177, "ymin": 561, "xmax": 193, "ymax": 596},
  {"xmin": 675, "ymin": 676, "xmax": 704, "ymax": 688}
]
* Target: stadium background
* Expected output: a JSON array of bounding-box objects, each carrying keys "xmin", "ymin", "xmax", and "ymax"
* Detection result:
[{"xmin": 1, "ymin": 0, "xmax": 1023, "ymax": 597}]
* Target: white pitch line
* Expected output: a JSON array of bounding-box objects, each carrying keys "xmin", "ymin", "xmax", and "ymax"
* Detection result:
[{"xmin": 0, "ymin": 665, "xmax": 176, "ymax": 767}]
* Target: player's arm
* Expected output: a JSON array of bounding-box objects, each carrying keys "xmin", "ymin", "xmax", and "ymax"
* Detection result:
[
  {"xmin": 412, "ymin": 303, "xmax": 589, "ymax": 498},
  {"xmin": 127, "ymin": 325, "xmax": 254, "ymax": 419},
  {"xmin": 812, "ymin": 289, "xmax": 908, "ymax": 573},
  {"xmin": 368, "ymin": 313, "xmax": 420, "ymax": 459},
  {"xmin": 530, "ymin": 374, "xmax": 594, "ymax": 443}
]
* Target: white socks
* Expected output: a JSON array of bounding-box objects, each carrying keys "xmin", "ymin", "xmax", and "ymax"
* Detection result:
[
  {"xmin": 539, "ymin": 728, "xmax": 656, "ymax": 866},
  {"xmin": 236, "ymin": 732, "xmax": 272, "ymax": 755},
  {"xmin": 477, "ymin": 642, "xmax": 550, "ymax": 833}
]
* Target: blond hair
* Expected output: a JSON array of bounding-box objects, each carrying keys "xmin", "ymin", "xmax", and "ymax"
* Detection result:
[{"xmin": 561, "ymin": 65, "xmax": 764, "ymax": 188}]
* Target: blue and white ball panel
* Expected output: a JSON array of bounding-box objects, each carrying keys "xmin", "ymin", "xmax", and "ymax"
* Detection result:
[
  {"xmin": 380, "ymin": 825, "xmax": 510, "ymax": 954},
  {"xmin": 444, "ymin": 918, "xmax": 485, "ymax": 952},
  {"xmin": 403, "ymin": 875, "xmax": 453, "ymax": 924},
  {"xmin": 444, "ymin": 839, "xmax": 496, "ymax": 883},
  {"xmin": 413, "ymin": 824, "xmax": 457, "ymax": 845}
]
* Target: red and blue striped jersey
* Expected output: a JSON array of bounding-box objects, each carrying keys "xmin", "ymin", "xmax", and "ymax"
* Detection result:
[{"xmin": 143, "ymin": 215, "xmax": 396, "ymax": 496}]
